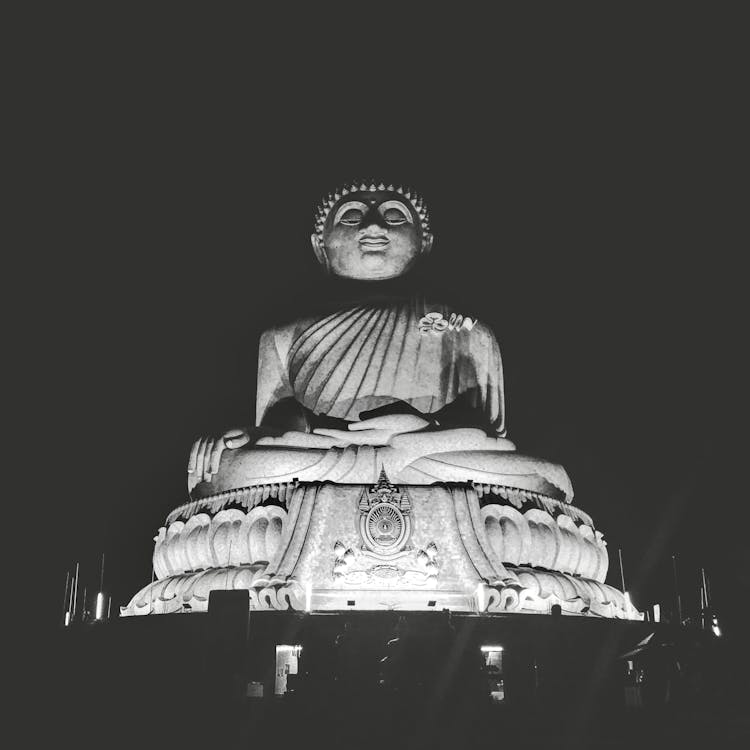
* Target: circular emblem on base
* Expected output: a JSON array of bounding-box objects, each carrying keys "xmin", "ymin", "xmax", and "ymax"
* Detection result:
[
  {"xmin": 365, "ymin": 502, "xmax": 406, "ymax": 553},
  {"xmin": 356, "ymin": 470, "xmax": 413, "ymax": 558}
]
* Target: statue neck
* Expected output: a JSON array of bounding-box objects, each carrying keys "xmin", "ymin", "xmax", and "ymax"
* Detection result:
[{"xmin": 315, "ymin": 269, "xmax": 428, "ymax": 313}]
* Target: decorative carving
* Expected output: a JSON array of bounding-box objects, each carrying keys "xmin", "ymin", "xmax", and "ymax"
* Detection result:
[
  {"xmin": 476, "ymin": 568, "xmax": 642, "ymax": 620},
  {"xmin": 475, "ymin": 483, "xmax": 590, "ymax": 525},
  {"xmin": 152, "ymin": 505, "xmax": 287, "ymax": 578},
  {"xmin": 418, "ymin": 311, "xmax": 477, "ymax": 334},
  {"xmin": 333, "ymin": 471, "xmax": 438, "ymax": 587},
  {"xmin": 480, "ymin": 503, "xmax": 608, "ymax": 581},
  {"xmin": 358, "ymin": 469, "xmax": 412, "ymax": 556},
  {"xmin": 121, "ymin": 567, "xmax": 304, "ymax": 616},
  {"xmin": 332, "ymin": 542, "xmax": 438, "ymax": 587},
  {"xmin": 168, "ymin": 481, "xmax": 297, "ymax": 524}
]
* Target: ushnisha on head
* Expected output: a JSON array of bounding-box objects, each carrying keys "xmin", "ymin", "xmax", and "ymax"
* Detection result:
[{"xmin": 311, "ymin": 180, "xmax": 433, "ymax": 280}]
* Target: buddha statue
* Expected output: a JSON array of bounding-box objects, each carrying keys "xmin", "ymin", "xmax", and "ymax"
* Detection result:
[
  {"xmin": 123, "ymin": 181, "xmax": 640, "ymax": 620},
  {"xmin": 186, "ymin": 182, "xmax": 572, "ymax": 502}
]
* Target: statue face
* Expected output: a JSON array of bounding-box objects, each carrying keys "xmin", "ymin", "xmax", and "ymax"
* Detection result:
[{"xmin": 313, "ymin": 191, "xmax": 432, "ymax": 280}]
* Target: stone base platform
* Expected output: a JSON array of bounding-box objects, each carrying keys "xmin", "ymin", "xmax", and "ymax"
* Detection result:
[{"xmin": 123, "ymin": 478, "xmax": 641, "ymax": 621}]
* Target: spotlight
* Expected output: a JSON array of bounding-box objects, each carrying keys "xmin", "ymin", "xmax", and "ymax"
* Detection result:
[
  {"xmin": 475, "ymin": 584, "xmax": 485, "ymax": 612},
  {"xmin": 95, "ymin": 592, "xmax": 105, "ymax": 621}
]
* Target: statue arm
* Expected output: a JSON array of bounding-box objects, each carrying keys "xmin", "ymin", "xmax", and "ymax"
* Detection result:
[
  {"xmin": 255, "ymin": 327, "xmax": 296, "ymax": 427},
  {"xmin": 485, "ymin": 328, "xmax": 507, "ymax": 438},
  {"xmin": 188, "ymin": 327, "xmax": 302, "ymax": 492}
]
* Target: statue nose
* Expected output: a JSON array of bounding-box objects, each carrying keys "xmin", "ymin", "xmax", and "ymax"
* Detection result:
[{"xmin": 360, "ymin": 205, "xmax": 387, "ymax": 232}]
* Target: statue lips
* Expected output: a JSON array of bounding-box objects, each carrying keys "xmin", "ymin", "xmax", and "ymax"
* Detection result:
[{"xmin": 359, "ymin": 234, "xmax": 390, "ymax": 252}]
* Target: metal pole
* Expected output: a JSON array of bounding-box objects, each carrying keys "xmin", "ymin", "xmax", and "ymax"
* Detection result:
[
  {"xmin": 671, "ymin": 555, "xmax": 682, "ymax": 624},
  {"xmin": 107, "ymin": 595, "xmax": 112, "ymax": 619},
  {"xmin": 61, "ymin": 570, "xmax": 70, "ymax": 626},
  {"xmin": 72, "ymin": 562, "xmax": 80, "ymax": 623},
  {"xmin": 68, "ymin": 569, "xmax": 75, "ymax": 621},
  {"xmin": 701, "ymin": 567, "xmax": 710, "ymax": 630},
  {"xmin": 618, "ymin": 548, "xmax": 626, "ymax": 592},
  {"xmin": 96, "ymin": 552, "xmax": 106, "ymax": 621}
]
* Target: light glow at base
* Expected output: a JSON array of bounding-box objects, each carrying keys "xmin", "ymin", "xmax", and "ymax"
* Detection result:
[
  {"xmin": 64, "ymin": 612, "xmax": 70, "ymax": 626},
  {"xmin": 476, "ymin": 583, "xmax": 485, "ymax": 612},
  {"xmin": 95, "ymin": 592, "xmax": 105, "ymax": 620},
  {"xmin": 276, "ymin": 645, "xmax": 303, "ymax": 655},
  {"xmin": 480, "ymin": 645, "xmax": 503, "ymax": 652},
  {"xmin": 712, "ymin": 616, "xmax": 721, "ymax": 637}
]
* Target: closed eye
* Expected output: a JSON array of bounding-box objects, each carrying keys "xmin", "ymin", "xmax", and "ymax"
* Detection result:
[
  {"xmin": 382, "ymin": 208, "xmax": 408, "ymax": 225},
  {"xmin": 338, "ymin": 208, "xmax": 365, "ymax": 226},
  {"xmin": 380, "ymin": 201, "xmax": 414, "ymax": 226}
]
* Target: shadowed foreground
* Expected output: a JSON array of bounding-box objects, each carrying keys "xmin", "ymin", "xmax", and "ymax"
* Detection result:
[{"xmin": 46, "ymin": 610, "xmax": 748, "ymax": 750}]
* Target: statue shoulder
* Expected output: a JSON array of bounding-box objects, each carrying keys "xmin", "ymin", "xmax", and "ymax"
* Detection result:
[
  {"xmin": 259, "ymin": 313, "xmax": 322, "ymax": 365},
  {"xmin": 259, "ymin": 323, "xmax": 295, "ymax": 366},
  {"xmin": 472, "ymin": 317, "xmax": 500, "ymax": 340}
]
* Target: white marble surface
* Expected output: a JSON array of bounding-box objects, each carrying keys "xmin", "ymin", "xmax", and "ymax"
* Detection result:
[{"xmin": 123, "ymin": 481, "xmax": 638, "ymax": 620}]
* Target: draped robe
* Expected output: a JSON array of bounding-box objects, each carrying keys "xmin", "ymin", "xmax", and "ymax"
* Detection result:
[{"xmin": 255, "ymin": 298, "xmax": 507, "ymax": 437}]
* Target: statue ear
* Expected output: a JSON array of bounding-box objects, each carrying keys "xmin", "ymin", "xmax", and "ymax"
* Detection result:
[
  {"xmin": 311, "ymin": 234, "xmax": 330, "ymax": 273},
  {"xmin": 421, "ymin": 232, "xmax": 434, "ymax": 256}
]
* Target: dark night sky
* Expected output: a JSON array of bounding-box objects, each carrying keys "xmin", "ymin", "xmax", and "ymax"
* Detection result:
[{"xmin": 31, "ymin": 15, "xmax": 746, "ymax": 635}]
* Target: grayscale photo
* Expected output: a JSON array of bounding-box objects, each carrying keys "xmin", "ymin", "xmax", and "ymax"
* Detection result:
[{"xmin": 25, "ymin": 8, "xmax": 746, "ymax": 749}]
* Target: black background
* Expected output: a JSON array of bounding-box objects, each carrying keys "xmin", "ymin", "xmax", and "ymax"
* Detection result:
[{"xmin": 27, "ymin": 11, "xmax": 745, "ymax": 636}]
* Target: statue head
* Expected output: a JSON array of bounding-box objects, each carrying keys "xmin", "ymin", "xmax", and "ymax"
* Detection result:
[{"xmin": 311, "ymin": 181, "xmax": 433, "ymax": 280}]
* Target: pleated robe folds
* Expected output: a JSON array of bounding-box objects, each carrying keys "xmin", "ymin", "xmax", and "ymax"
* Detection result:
[{"xmin": 255, "ymin": 299, "xmax": 507, "ymax": 437}]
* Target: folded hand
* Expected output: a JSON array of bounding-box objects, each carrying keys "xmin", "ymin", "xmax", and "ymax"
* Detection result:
[{"xmin": 312, "ymin": 413, "xmax": 431, "ymax": 447}]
